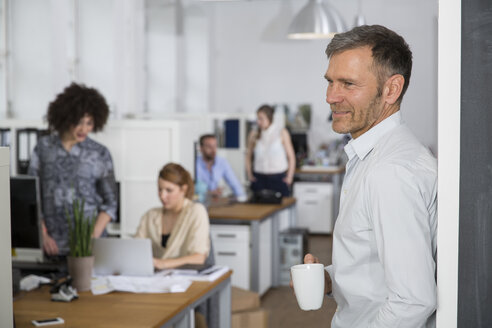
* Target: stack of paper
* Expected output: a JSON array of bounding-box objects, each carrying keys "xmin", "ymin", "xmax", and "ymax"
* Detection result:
[
  {"xmin": 91, "ymin": 275, "xmax": 192, "ymax": 295},
  {"xmin": 91, "ymin": 265, "xmax": 229, "ymax": 295},
  {"xmin": 156, "ymin": 265, "xmax": 230, "ymax": 282}
]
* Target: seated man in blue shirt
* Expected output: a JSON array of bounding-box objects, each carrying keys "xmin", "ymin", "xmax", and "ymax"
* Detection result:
[{"xmin": 196, "ymin": 134, "xmax": 246, "ymax": 198}]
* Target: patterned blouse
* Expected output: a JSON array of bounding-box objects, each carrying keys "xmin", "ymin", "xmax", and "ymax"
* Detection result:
[{"xmin": 28, "ymin": 134, "xmax": 118, "ymax": 255}]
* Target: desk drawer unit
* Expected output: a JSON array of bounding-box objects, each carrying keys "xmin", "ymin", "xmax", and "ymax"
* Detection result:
[
  {"xmin": 293, "ymin": 182, "xmax": 333, "ymax": 233},
  {"xmin": 211, "ymin": 221, "xmax": 272, "ymax": 294},
  {"xmin": 211, "ymin": 225, "xmax": 250, "ymax": 290}
]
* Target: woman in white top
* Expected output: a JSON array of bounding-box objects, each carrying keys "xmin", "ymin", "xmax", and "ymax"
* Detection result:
[
  {"xmin": 135, "ymin": 163, "xmax": 210, "ymax": 270},
  {"xmin": 246, "ymin": 104, "xmax": 296, "ymax": 196}
]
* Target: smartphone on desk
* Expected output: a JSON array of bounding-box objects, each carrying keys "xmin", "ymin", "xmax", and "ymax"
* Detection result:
[{"xmin": 32, "ymin": 317, "xmax": 64, "ymax": 326}]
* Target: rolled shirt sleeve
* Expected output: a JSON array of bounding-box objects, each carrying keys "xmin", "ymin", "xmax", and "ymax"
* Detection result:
[
  {"xmin": 96, "ymin": 147, "xmax": 118, "ymax": 221},
  {"xmin": 222, "ymin": 159, "xmax": 245, "ymax": 197}
]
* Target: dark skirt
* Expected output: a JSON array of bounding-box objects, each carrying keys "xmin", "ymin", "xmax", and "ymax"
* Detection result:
[{"xmin": 251, "ymin": 171, "xmax": 290, "ymax": 197}]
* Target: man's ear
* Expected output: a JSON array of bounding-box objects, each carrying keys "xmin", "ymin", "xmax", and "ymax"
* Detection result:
[
  {"xmin": 383, "ymin": 74, "xmax": 404, "ymax": 105},
  {"xmin": 181, "ymin": 184, "xmax": 188, "ymax": 194}
]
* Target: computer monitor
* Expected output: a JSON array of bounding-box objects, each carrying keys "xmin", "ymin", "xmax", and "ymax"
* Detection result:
[
  {"xmin": 10, "ymin": 175, "xmax": 44, "ymax": 262},
  {"xmin": 290, "ymin": 132, "xmax": 308, "ymax": 156}
]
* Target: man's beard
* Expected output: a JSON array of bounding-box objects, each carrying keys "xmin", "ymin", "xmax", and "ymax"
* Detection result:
[
  {"xmin": 203, "ymin": 153, "xmax": 215, "ymax": 161},
  {"xmin": 330, "ymin": 93, "xmax": 382, "ymax": 135}
]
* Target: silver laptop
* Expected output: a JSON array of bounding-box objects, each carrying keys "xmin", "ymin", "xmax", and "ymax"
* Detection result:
[{"xmin": 93, "ymin": 238, "xmax": 154, "ymax": 276}]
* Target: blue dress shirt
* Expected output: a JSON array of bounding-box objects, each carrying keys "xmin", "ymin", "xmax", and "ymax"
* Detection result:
[{"xmin": 196, "ymin": 156, "xmax": 245, "ymax": 197}]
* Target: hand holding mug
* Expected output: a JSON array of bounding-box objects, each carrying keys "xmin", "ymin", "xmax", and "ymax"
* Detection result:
[{"xmin": 291, "ymin": 255, "xmax": 325, "ymax": 311}]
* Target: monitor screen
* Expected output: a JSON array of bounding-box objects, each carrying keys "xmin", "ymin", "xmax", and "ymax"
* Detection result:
[
  {"xmin": 10, "ymin": 175, "xmax": 42, "ymax": 249},
  {"xmin": 290, "ymin": 132, "xmax": 308, "ymax": 156}
]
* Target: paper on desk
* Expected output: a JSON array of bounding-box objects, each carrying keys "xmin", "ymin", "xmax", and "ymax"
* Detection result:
[
  {"xmin": 157, "ymin": 265, "xmax": 230, "ymax": 282},
  {"xmin": 20, "ymin": 274, "xmax": 51, "ymax": 291},
  {"xmin": 91, "ymin": 275, "xmax": 192, "ymax": 295}
]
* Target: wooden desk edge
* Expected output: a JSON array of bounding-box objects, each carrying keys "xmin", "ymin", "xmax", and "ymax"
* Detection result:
[
  {"xmin": 209, "ymin": 197, "xmax": 296, "ymax": 221},
  {"xmin": 14, "ymin": 270, "xmax": 233, "ymax": 328}
]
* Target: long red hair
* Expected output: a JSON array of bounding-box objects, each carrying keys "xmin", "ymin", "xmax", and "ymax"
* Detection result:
[{"xmin": 158, "ymin": 163, "xmax": 195, "ymax": 199}]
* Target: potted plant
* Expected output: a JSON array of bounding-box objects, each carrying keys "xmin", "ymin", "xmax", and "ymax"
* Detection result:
[{"xmin": 65, "ymin": 198, "xmax": 96, "ymax": 292}]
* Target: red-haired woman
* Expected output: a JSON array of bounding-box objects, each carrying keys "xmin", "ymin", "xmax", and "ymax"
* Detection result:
[{"xmin": 135, "ymin": 163, "xmax": 210, "ymax": 270}]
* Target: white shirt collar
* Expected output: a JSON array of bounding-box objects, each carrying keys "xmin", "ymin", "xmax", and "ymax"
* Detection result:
[{"xmin": 344, "ymin": 111, "xmax": 402, "ymax": 161}]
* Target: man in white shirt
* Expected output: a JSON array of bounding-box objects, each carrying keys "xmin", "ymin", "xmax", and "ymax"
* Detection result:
[{"xmin": 302, "ymin": 25, "xmax": 437, "ymax": 327}]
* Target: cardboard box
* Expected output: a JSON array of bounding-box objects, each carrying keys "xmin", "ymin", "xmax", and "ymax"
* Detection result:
[
  {"xmin": 231, "ymin": 286, "xmax": 260, "ymax": 313},
  {"xmin": 232, "ymin": 309, "xmax": 268, "ymax": 328}
]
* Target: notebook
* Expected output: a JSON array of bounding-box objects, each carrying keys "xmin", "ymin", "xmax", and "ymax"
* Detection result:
[{"xmin": 92, "ymin": 238, "xmax": 154, "ymax": 277}]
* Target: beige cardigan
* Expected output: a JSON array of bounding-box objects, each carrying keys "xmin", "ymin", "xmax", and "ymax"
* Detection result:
[{"xmin": 134, "ymin": 198, "xmax": 210, "ymax": 259}]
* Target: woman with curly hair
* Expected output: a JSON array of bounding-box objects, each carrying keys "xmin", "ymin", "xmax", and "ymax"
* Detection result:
[{"xmin": 28, "ymin": 82, "xmax": 117, "ymax": 256}]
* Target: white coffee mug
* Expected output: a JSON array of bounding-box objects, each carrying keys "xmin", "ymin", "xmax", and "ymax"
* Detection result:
[{"xmin": 291, "ymin": 263, "xmax": 325, "ymax": 311}]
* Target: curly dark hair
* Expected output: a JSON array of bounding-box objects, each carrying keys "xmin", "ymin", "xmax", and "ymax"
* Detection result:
[{"xmin": 46, "ymin": 82, "xmax": 110, "ymax": 135}]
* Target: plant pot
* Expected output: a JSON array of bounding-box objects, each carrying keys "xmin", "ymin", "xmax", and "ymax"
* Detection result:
[{"xmin": 67, "ymin": 255, "xmax": 94, "ymax": 292}]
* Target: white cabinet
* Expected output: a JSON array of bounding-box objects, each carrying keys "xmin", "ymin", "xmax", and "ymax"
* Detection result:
[
  {"xmin": 211, "ymin": 225, "xmax": 250, "ymax": 291},
  {"xmin": 293, "ymin": 182, "xmax": 333, "ymax": 233},
  {"xmin": 211, "ymin": 220, "xmax": 272, "ymax": 295}
]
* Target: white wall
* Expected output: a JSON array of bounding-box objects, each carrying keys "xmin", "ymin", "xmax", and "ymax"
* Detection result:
[
  {"xmin": 208, "ymin": 0, "xmax": 438, "ymax": 152},
  {"xmin": 0, "ymin": 0, "xmax": 438, "ymax": 152}
]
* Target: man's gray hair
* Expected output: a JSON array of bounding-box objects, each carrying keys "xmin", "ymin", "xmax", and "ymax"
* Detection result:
[{"xmin": 326, "ymin": 25, "xmax": 412, "ymax": 103}]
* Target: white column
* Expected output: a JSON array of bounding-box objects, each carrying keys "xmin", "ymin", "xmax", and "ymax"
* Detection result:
[
  {"xmin": 183, "ymin": 1, "xmax": 210, "ymax": 114},
  {"xmin": 113, "ymin": 0, "xmax": 145, "ymax": 118},
  {"xmin": 436, "ymin": 0, "xmax": 461, "ymax": 327},
  {"xmin": 49, "ymin": 0, "xmax": 77, "ymax": 92}
]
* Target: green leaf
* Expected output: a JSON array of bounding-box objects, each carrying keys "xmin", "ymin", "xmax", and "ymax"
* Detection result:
[{"xmin": 65, "ymin": 196, "xmax": 96, "ymax": 257}]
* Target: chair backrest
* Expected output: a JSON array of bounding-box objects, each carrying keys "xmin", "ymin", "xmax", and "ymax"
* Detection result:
[{"xmin": 204, "ymin": 235, "xmax": 215, "ymax": 267}]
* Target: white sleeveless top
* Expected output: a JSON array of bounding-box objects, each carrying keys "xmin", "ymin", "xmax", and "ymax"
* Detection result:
[{"xmin": 253, "ymin": 126, "xmax": 288, "ymax": 174}]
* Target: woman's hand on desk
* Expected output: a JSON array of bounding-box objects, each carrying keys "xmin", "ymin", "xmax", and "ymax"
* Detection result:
[
  {"xmin": 153, "ymin": 258, "xmax": 171, "ymax": 270},
  {"xmin": 153, "ymin": 254, "xmax": 207, "ymax": 270}
]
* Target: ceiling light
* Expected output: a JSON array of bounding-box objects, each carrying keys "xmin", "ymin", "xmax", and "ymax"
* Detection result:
[{"xmin": 287, "ymin": 0, "xmax": 345, "ymax": 40}]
